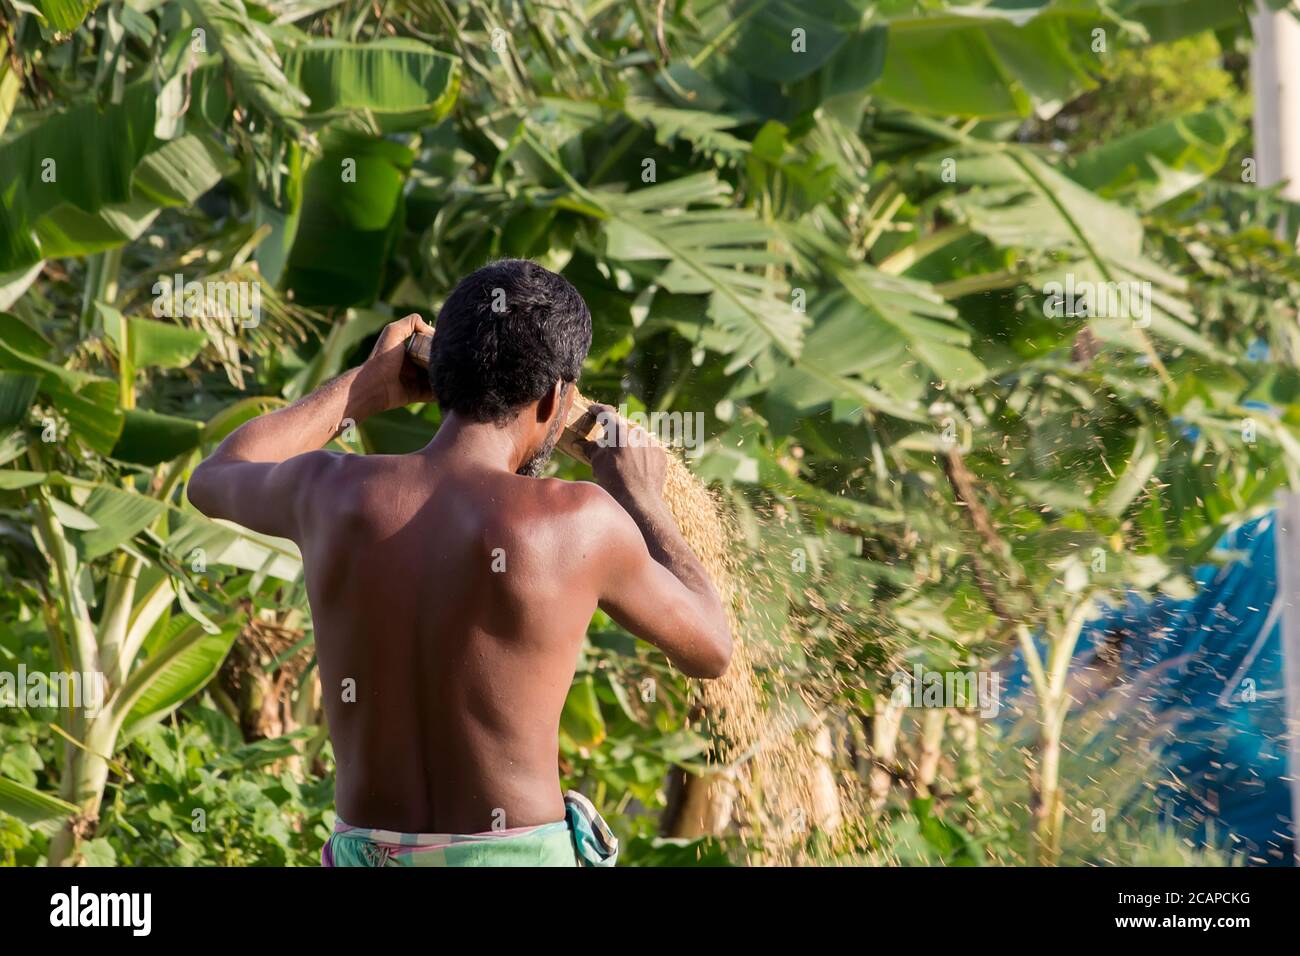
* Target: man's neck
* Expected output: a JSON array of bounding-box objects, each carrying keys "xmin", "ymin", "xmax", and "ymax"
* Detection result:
[{"xmin": 424, "ymin": 411, "xmax": 530, "ymax": 474}]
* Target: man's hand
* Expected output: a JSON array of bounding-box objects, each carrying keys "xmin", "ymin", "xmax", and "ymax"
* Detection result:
[
  {"xmin": 582, "ymin": 404, "xmax": 666, "ymax": 509},
  {"xmin": 358, "ymin": 314, "xmax": 436, "ymax": 413}
]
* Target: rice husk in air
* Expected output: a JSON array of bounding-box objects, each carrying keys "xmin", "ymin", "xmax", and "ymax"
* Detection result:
[
  {"xmin": 561, "ymin": 391, "xmax": 858, "ymax": 863},
  {"xmin": 660, "ymin": 454, "xmax": 856, "ymax": 864}
]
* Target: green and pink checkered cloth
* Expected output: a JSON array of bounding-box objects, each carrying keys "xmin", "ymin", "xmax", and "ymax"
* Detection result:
[{"xmin": 322, "ymin": 791, "xmax": 618, "ymax": 867}]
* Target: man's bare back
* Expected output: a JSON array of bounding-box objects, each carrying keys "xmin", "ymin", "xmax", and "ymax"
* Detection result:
[
  {"xmin": 304, "ymin": 451, "xmax": 614, "ymax": 832},
  {"xmin": 189, "ymin": 263, "xmax": 731, "ymax": 841}
]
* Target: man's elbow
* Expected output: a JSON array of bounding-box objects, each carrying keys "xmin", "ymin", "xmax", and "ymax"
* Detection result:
[
  {"xmin": 702, "ymin": 640, "xmax": 733, "ymax": 679},
  {"xmin": 689, "ymin": 617, "xmax": 732, "ymax": 680},
  {"xmin": 186, "ymin": 460, "xmax": 221, "ymax": 517}
]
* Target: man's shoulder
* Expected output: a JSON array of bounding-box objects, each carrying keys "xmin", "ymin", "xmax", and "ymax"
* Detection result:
[
  {"xmin": 499, "ymin": 478, "xmax": 629, "ymax": 545},
  {"xmin": 531, "ymin": 478, "xmax": 643, "ymax": 557},
  {"xmin": 281, "ymin": 449, "xmax": 371, "ymax": 493},
  {"xmin": 529, "ymin": 477, "xmax": 620, "ymax": 517},
  {"xmin": 285, "ymin": 450, "xmax": 395, "ymax": 517}
]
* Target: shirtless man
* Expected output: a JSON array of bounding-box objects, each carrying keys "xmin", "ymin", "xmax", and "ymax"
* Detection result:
[{"xmin": 187, "ymin": 259, "xmax": 731, "ymax": 866}]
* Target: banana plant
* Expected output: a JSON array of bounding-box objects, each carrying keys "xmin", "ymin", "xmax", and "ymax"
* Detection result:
[
  {"xmin": 0, "ymin": 310, "xmax": 306, "ymax": 864},
  {"xmin": 0, "ymin": 4, "xmax": 460, "ymax": 275}
]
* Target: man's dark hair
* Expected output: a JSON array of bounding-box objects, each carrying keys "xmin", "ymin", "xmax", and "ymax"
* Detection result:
[{"xmin": 429, "ymin": 259, "xmax": 592, "ymax": 424}]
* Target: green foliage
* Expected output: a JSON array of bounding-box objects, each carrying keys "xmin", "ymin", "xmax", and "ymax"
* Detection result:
[
  {"xmin": 1038, "ymin": 32, "xmax": 1248, "ymax": 152},
  {"xmin": 104, "ymin": 709, "xmax": 334, "ymax": 866}
]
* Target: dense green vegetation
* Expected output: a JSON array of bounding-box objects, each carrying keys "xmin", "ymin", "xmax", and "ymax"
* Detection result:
[{"xmin": 2, "ymin": 0, "xmax": 1299, "ymax": 866}]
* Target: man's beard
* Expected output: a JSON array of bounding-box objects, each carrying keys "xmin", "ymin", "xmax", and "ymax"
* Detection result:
[{"xmin": 516, "ymin": 410, "xmax": 565, "ymax": 477}]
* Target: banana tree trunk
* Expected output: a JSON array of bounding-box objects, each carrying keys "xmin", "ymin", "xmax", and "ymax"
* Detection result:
[
  {"xmin": 666, "ymin": 768, "xmax": 738, "ymax": 839},
  {"xmin": 1032, "ymin": 705, "xmax": 1067, "ymax": 865},
  {"xmin": 868, "ymin": 693, "xmax": 906, "ymax": 817},
  {"xmin": 1018, "ymin": 597, "xmax": 1092, "ymax": 865},
  {"xmin": 47, "ymin": 722, "xmax": 114, "ymax": 866},
  {"xmin": 913, "ymin": 709, "xmax": 947, "ymax": 798},
  {"xmin": 952, "ymin": 712, "xmax": 986, "ymax": 813},
  {"xmin": 807, "ymin": 718, "xmax": 843, "ymax": 833}
]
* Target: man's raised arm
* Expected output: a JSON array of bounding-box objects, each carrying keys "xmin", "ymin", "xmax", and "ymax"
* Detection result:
[
  {"xmin": 583, "ymin": 408, "xmax": 732, "ymax": 679},
  {"xmin": 187, "ymin": 314, "xmax": 434, "ymax": 540}
]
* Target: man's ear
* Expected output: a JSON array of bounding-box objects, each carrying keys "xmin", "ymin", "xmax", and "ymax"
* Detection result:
[{"xmin": 536, "ymin": 380, "xmax": 562, "ymax": 422}]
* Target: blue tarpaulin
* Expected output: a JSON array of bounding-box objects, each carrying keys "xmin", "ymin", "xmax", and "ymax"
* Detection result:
[{"xmin": 1004, "ymin": 513, "xmax": 1295, "ymax": 865}]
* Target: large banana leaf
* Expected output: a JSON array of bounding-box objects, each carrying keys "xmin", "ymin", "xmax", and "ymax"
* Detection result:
[
  {"xmin": 873, "ymin": 7, "xmax": 1100, "ymax": 118},
  {"xmin": 0, "ymin": 79, "xmax": 156, "ymax": 271},
  {"xmin": 31, "ymin": 0, "xmax": 101, "ymax": 33},
  {"xmin": 1068, "ymin": 107, "xmax": 1243, "ymax": 210},
  {"xmin": 163, "ymin": 511, "xmax": 302, "ymax": 581},
  {"xmin": 282, "ymin": 133, "xmax": 414, "ymax": 306},
  {"xmin": 33, "ymin": 471, "xmax": 303, "ymax": 578},
  {"xmin": 127, "ymin": 316, "xmax": 208, "ymax": 369},
  {"xmin": 283, "ymin": 38, "xmax": 460, "ymax": 124},
  {"xmin": 765, "ymin": 292, "xmax": 906, "ymax": 411},
  {"xmin": 0, "ymin": 776, "xmax": 77, "ymax": 835},
  {"xmin": 532, "ymin": 140, "xmax": 978, "ymax": 418},
  {"xmin": 182, "ymin": 0, "xmax": 311, "ymax": 120},
  {"xmin": 0, "ymin": 316, "xmax": 124, "ymax": 454},
  {"xmin": 70, "ymin": 483, "xmax": 166, "ymax": 560},
  {"xmin": 927, "ymin": 145, "xmax": 1222, "ymax": 359},
  {"xmin": 837, "ymin": 266, "xmax": 987, "ymax": 388},
  {"xmin": 723, "ymin": 0, "xmax": 876, "ymax": 84},
  {"xmin": 119, "ymin": 618, "xmax": 241, "ymax": 736},
  {"xmin": 0, "ymin": 371, "xmax": 40, "ymax": 428},
  {"xmin": 0, "ymin": 106, "xmax": 233, "ymax": 271},
  {"xmin": 760, "ymin": 218, "xmax": 985, "ymax": 420},
  {"xmin": 246, "ymin": 41, "xmax": 458, "ymax": 291},
  {"xmin": 930, "ymin": 147, "xmax": 1146, "ymax": 259},
  {"xmin": 33, "ymin": 199, "xmax": 162, "ymax": 263},
  {"xmin": 29, "ymin": 135, "xmax": 232, "ymax": 263},
  {"xmin": 112, "ymin": 409, "xmax": 205, "ymax": 466},
  {"xmin": 180, "ymin": 3, "xmax": 461, "ymax": 126},
  {"xmin": 622, "ymin": 98, "xmax": 754, "ymax": 163},
  {"xmin": 132, "ymin": 134, "xmax": 237, "ymax": 208},
  {"xmin": 577, "ymin": 171, "xmax": 807, "ymax": 373},
  {"xmin": 0, "ymin": 40, "xmax": 456, "ymax": 272},
  {"xmin": 685, "ymin": 1, "xmax": 884, "ymax": 122}
]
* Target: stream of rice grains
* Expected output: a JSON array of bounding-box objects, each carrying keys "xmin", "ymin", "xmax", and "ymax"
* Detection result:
[{"xmin": 660, "ymin": 455, "xmax": 868, "ymax": 865}]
